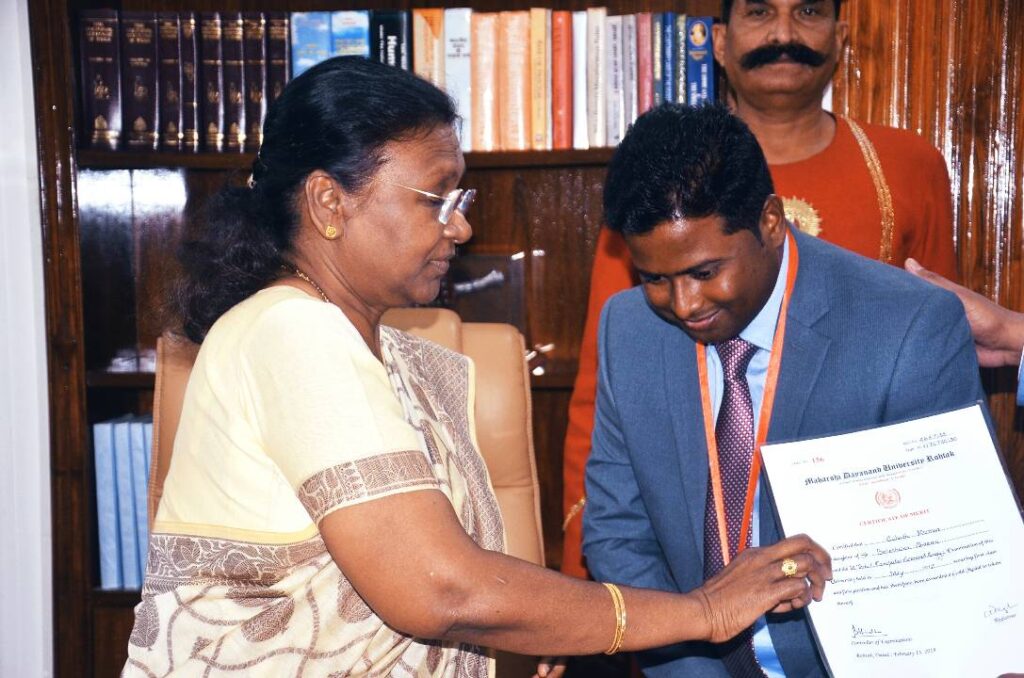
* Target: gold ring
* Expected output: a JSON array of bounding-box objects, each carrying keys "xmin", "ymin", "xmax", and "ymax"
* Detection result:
[{"xmin": 781, "ymin": 558, "xmax": 799, "ymax": 578}]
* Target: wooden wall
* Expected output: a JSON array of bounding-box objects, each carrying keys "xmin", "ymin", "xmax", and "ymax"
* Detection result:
[{"xmin": 833, "ymin": 0, "xmax": 1024, "ymax": 498}]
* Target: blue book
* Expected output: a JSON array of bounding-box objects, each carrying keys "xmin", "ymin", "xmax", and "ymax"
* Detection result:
[
  {"xmin": 113, "ymin": 417, "xmax": 141, "ymax": 589},
  {"xmin": 290, "ymin": 11, "xmax": 331, "ymax": 77},
  {"xmin": 331, "ymin": 11, "xmax": 370, "ymax": 58},
  {"xmin": 686, "ymin": 17, "xmax": 715, "ymax": 105},
  {"xmin": 651, "ymin": 13, "xmax": 663, "ymax": 107},
  {"xmin": 142, "ymin": 419, "xmax": 153, "ymax": 479},
  {"xmin": 661, "ymin": 13, "xmax": 677, "ymax": 105},
  {"xmin": 129, "ymin": 416, "xmax": 152, "ymax": 581},
  {"xmin": 93, "ymin": 420, "xmax": 122, "ymax": 589}
]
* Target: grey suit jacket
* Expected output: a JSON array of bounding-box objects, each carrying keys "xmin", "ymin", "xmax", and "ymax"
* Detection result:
[{"xmin": 582, "ymin": 229, "xmax": 985, "ymax": 677}]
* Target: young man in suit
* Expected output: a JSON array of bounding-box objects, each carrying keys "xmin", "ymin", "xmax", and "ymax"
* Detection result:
[{"xmin": 582, "ymin": 104, "xmax": 985, "ymax": 677}]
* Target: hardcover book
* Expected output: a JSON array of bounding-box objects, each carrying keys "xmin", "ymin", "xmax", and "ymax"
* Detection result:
[
  {"xmin": 120, "ymin": 11, "xmax": 159, "ymax": 151},
  {"xmin": 156, "ymin": 13, "xmax": 182, "ymax": 150},
  {"xmin": 571, "ymin": 11, "xmax": 588, "ymax": 149},
  {"xmin": 112, "ymin": 418, "xmax": 141, "ymax": 589},
  {"xmin": 413, "ymin": 9, "xmax": 445, "ymax": 87},
  {"xmin": 675, "ymin": 14, "xmax": 688, "ymax": 103},
  {"xmin": 290, "ymin": 12, "xmax": 330, "ymax": 77},
  {"xmin": 199, "ymin": 12, "xmax": 225, "ymax": 151},
  {"xmin": 222, "ymin": 12, "xmax": 247, "ymax": 151},
  {"xmin": 371, "ymin": 10, "xmax": 410, "ymax": 70},
  {"xmin": 651, "ymin": 12, "xmax": 663, "ymax": 107},
  {"xmin": 79, "ymin": 9, "xmax": 122, "ymax": 150},
  {"xmin": 444, "ymin": 8, "xmax": 472, "ymax": 151},
  {"xmin": 604, "ymin": 14, "xmax": 624, "ymax": 147},
  {"xmin": 498, "ymin": 11, "xmax": 531, "ymax": 151},
  {"xmin": 622, "ymin": 14, "xmax": 637, "ymax": 127},
  {"xmin": 529, "ymin": 7, "xmax": 550, "ymax": 150},
  {"xmin": 661, "ymin": 12, "xmax": 676, "ymax": 105},
  {"xmin": 242, "ymin": 13, "xmax": 267, "ymax": 152},
  {"xmin": 551, "ymin": 10, "xmax": 573, "ymax": 150},
  {"xmin": 331, "ymin": 10, "xmax": 370, "ymax": 58},
  {"xmin": 266, "ymin": 12, "xmax": 290, "ymax": 105},
  {"xmin": 180, "ymin": 12, "xmax": 200, "ymax": 152},
  {"xmin": 585, "ymin": 7, "xmax": 607, "ymax": 148},
  {"xmin": 470, "ymin": 12, "xmax": 498, "ymax": 151},
  {"xmin": 636, "ymin": 12, "xmax": 653, "ymax": 116},
  {"xmin": 93, "ymin": 420, "xmax": 122, "ymax": 589},
  {"xmin": 686, "ymin": 17, "xmax": 715, "ymax": 105},
  {"xmin": 129, "ymin": 418, "xmax": 151, "ymax": 577}
]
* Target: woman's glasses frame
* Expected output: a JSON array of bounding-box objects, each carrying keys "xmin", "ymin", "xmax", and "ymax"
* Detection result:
[{"xmin": 390, "ymin": 182, "xmax": 477, "ymax": 225}]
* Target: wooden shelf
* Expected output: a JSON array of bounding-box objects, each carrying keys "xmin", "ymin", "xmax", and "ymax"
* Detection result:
[
  {"xmin": 92, "ymin": 589, "xmax": 142, "ymax": 607},
  {"xmin": 77, "ymin": 147, "xmax": 615, "ymax": 171},
  {"xmin": 86, "ymin": 371, "xmax": 155, "ymax": 389}
]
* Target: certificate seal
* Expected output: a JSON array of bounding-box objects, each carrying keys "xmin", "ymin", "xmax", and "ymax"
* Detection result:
[{"xmin": 875, "ymin": 488, "xmax": 901, "ymax": 509}]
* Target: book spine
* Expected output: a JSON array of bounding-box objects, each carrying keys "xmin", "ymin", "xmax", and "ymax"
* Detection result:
[
  {"xmin": 498, "ymin": 11, "xmax": 531, "ymax": 151},
  {"xmin": 586, "ymin": 7, "xmax": 606, "ymax": 148},
  {"xmin": 371, "ymin": 10, "xmax": 410, "ymax": 70},
  {"xmin": 113, "ymin": 419, "xmax": 141, "ymax": 589},
  {"xmin": 413, "ymin": 9, "xmax": 445, "ymax": 87},
  {"xmin": 636, "ymin": 13, "xmax": 653, "ymax": 116},
  {"xmin": 243, "ymin": 13, "xmax": 267, "ymax": 152},
  {"xmin": 571, "ymin": 11, "xmax": 588, "ymax": 150},
  {"xmin": 675, "ymin": 14, "xmax": 687, "ymax": 103},
  {"xmin": 266, "ymin": 13, "xmax": 290, "ymax": 106},
  {"xmin": 551, "ymin": 11, "xmax": 572, "ymax": 151},
  {"xmin": 529, "ymin": 8, "xmax": 549, "ymax": 150},
  {"xmin": 604, "ymin": 15, "xmax": 623, "ymax": 147},
  {"xmin": 651, "ymin": 13, "xmax": 663, "ymax": 107},
  {"xmin": 157, "ymin": 13, "xmax": 182, "ymax": 151},
  {"xmin": 622, "ymin": 14, "xmax": 637, "ymax": 126},
  {"xmin": 686, "ymin": 17, "xmax": 715, "ymax": 105},
  {"xmin": 179, "ymin": 12, "xmax": 200, "ymax": 152},
  {"xmin": 222, "ymin": 12, "xmax": 246, "ymax": 152},
  {"xmin": 330, "ymin": 10, "xmax": 370, "ymax": 58},
  {"xmin": 120, "ymin": 12, "xmax": 159, "ymax": 151},
  {"xmin": 92, "ymin": 421, "xmax": 122, "ymax": 589},
  {"xmin": 129, "ymin": 418, "xmax": 150, "ymax": 579},
  {"xmin": 199, "ymin": 12, "xmax": 224, "ymax": 152},
  {"xmin": 79, "ymin": 10, "xmax": 122, "ymax": 150},
  {"xmin": 444, "ymin": 8, "xmax": 472, "ymax": 152},
  {"xmin": 470, "ymin": 12, "xmax": 498, "ymax": 152},
  {"xmin": 661, "ymin": 12, "xmax": 676, "ymax": 105},
  {"xmin": 290, "ymin": 12, "xmax": 331, "ymax": 78}
]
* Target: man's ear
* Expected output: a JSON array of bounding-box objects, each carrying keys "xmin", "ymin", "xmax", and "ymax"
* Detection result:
[
  {"xmin": 712, "ymin": 22, "xmax": 727, "ymax": 67},
  {"xmin": 760, "ymin": 195, "xmax": 788, "ymax": 248},
  {"xmin": 834, "ymin": 19, "xmax": 850, "ymax": 59},
  {"xmin": 303, "ymin": 170, "xmax": 345, "ymax": 240}
]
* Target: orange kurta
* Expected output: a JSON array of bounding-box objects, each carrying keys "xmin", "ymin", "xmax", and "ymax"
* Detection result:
[{"xmin": 561, "ymin": 118, "xmax": 958, "ymax": 578}]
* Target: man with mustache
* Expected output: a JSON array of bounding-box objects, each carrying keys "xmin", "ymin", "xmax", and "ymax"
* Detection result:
[
  {"xmin": 562, "ymin": 0, "xmax": 960, "ymax": 588},
  {"xmin": 583, "ymin": 103, "xmax": 982, "ymax": 677}
]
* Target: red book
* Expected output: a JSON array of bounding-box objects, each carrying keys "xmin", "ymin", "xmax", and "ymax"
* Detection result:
[
  {"xmin": 636, "ymin": 12, "xmax": 653, "ymax": 116},
  {"xmin": 551, "ymin": 11, "xmax": 572, "ymax": 150}
]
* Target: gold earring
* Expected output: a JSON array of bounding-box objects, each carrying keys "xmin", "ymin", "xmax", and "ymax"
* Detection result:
[{"xmin": 325, "ymin": 224, "xmax": 338, "ymax": 239}]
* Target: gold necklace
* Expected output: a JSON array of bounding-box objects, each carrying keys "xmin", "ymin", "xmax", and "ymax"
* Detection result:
[{"xmin": 291, "ymin": 267, "xmax": 329, "ymax": 303}]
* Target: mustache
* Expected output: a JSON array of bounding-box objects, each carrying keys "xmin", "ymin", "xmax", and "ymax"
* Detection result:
[{"xmin": 739, "ymin": 42, "xmax": 828, "ymax": 70}]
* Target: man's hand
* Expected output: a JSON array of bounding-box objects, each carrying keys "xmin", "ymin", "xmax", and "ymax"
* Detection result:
[
  {"xmin": 533, "ymin": 656, "xmax": 566, "ymax": 678},
  {"xmin": 905, "ymin": 258, "xmax": 1024, "ymax": 367}
]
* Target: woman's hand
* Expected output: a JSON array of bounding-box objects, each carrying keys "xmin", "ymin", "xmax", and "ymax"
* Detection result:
[
  {"xmin": 532, "ymin": 656, "xmax": 566, "ymax": 678},
  {"xmin": 694, "ymin": 534, "xmax": 832, "ymax": 644}
]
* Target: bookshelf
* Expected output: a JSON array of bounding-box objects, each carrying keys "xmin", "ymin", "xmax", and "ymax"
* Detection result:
[{"xmin": 30, "ymin": 0, "xmax": 721, "ymax": 675}]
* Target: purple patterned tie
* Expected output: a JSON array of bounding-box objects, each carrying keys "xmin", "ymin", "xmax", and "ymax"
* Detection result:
[{"xmin": 703, "ymin": 338, "xmax": 764, "ymax": 677}]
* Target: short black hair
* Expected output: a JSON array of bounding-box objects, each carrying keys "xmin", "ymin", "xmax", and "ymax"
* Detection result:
[
  {"xmin": 603, "ymin": 103, "xmax": 773, "ymax": 238},
  {"xmin": 722, "ymin": 0, "xmax": 843, "ymax": 23}
]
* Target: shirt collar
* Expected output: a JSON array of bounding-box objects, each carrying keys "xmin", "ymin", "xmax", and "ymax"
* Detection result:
[{"xmin": 738, "ymin": 233, "xmax": 790, "ymax": 353}]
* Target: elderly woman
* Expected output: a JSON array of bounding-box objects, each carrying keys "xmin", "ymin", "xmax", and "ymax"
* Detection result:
[{"xmin": 123, "ymin": 57, "xmax": 830, "ymax": 677}]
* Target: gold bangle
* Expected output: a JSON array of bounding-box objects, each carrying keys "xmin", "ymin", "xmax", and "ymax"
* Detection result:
[{"xmin": 602, "ymin": 582, "xmax": 627, "ymax": 655}]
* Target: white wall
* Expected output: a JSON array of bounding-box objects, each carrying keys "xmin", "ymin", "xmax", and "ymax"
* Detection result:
[{"xmin": 0, "ymin": 0, "xmax": 54, "ymax": 675}]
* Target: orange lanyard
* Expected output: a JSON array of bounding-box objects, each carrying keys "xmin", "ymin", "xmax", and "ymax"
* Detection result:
[{"xmin": 695, "ymin": 230, "xmax": 799, "ymax": 566}]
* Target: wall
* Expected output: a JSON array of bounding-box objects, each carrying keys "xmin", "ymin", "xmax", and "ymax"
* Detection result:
[{"xmin": 0, "ymin": 0, "xmax": 53, "ymax": 674}]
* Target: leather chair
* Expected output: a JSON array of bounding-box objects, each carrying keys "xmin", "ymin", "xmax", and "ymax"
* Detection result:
[{"xmin": 150, "ymin": 307, "xmax": 545, "ymax": 675}]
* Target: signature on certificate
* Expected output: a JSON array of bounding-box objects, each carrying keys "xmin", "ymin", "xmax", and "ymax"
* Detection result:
[
  {"xmin": 983, "ymin": 602, "xmax": 1019, "ymax": 622},
  {"xmin": 850, "ymin": 624, "xmax": 888, "ymax": 639}
]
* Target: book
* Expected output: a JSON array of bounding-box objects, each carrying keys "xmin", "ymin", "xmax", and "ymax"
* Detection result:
[
  {"xmin": 156, "ymin": 13, "xmax": 182, "ymax": 151},
  {"xmin": 651, "ymin": 12, "xmax": 663, "ymax": 107},
  {"xmin": 179, "ymin": 12, "xmax": 200, "ymax": 152},
  {"xmin": 622, "ymin": 14, "xmax": 638, "ymax": 126},
  {"xmin": 498, "ymin": 11, "xmax": 531, "ymax": 151},
  {"xmin": 242, "ymin": 13, "xmax": 267, "ymax": 152},
  {"xmin": 604, "ymin": 14, "xmax": 624, "ymax": 147},
  {"xmin": 661, "ymin": 12, "xmax": 676, "ymax": 105},
  {"xmin": 120, "ymin": 12, "xmax": 159, "ymax": 151},
  {"xmin": 529, "ymin": 7, "xmax": 550, "ymax": 150},
  {"xmin": 92, "ymin": 420, "xmax": 121, "ymax": 589},
  {"xmin": 330, "ymin": 10, "xmax": 370, "ymax": 58},
  {"xmin": 112, "ymin": 417, "xmax": 141, "ymax": 589},
  {"xmin": 266, "ymin": 12, "xmax": 290, "ymax": 105},
  {"xmin": 371, "ymin": 10, "xmax": 410, "ymax": 70},
  {"xmin": 444, "ymin": 8, "xmax": 472, "ymax": 151},
  {"xmin": 79, "ymin": 9, "xmax": 122, "ymax": 150},
  {"xmin": 674, "ymin": 14, "xmax": 688, "ymax": 103},
  {"xmin": 290, "ymin": 12, "xmax": 330, "ymax": 77},
  {"xmin": 222, "ymin": 12, "xmax": 247, "ymax": 152},
  {"xmin": 199, "ymin": 12, "xmax": 225, "ymax": 152},
  {"xmin": 470, "ymin": 12, "xmax": 499, "ymax": 152},
  {"xmin": 686, "ymin": 17, "xmax": 715, "ymax": 106},
  {"xmin": 413, "ymin": 9, "xmax": 445, "ymax": 87},
  {"xmin": 636, "ymin": 12, "xmax": 653, "ymax": 116},
  {"xmin": 585, "ymin": 7, "xmax": 607, "ymax": 148},
  {"xmin": 129, "ymin": 417, "xmax": 151, "ymax": 578},
  {"xmin": 551, "ymin": 11, "xmax": 573, "ymax": 150},
  {"xmin": 571, "ymin": 11, "xmax": 588, "ymax": 149}
]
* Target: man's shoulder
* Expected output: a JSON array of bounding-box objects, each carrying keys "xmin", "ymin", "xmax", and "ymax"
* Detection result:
[{"xmin": 848, "ymin": 118, "xmax": 946, "ymax": 166}]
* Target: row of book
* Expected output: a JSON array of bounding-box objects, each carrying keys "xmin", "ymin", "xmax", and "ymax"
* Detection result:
[
  {"xmin": 93, "ymin": 415, "xmax": 153, "ymax": 590},
  {"xmin": 78, "ymin": 10, "xmax": 291, "ymax": 153},
  {"xmin": 294, "ymin": 9, "xmax": 717, "ymax": 151}
]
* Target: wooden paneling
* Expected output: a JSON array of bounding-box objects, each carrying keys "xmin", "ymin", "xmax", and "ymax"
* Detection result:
[{"xmin": 834, "ymin": 0, "xmax": 1024, "ymax": 497}]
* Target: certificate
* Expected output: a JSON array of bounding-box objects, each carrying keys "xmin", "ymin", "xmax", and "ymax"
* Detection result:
[{"xmin": 760, "ymin": 403, "xmax": 1024, "ymax": 677}]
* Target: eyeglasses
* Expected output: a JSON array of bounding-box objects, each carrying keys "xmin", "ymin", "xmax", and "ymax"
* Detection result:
[{"xmin": 390, "ymin": 182, "xmax": 477, "ymax": 225}]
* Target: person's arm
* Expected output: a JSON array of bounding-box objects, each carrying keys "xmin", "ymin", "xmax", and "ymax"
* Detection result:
[{"xmin": 904, "ymin": 258, "xmax": 1024, "ymax": 369}]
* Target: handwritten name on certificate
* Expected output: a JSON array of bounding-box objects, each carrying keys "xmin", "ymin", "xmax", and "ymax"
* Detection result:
[{"xmin": 760, "ymin": 403, "xmax": 1023, "ymax": 677}]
